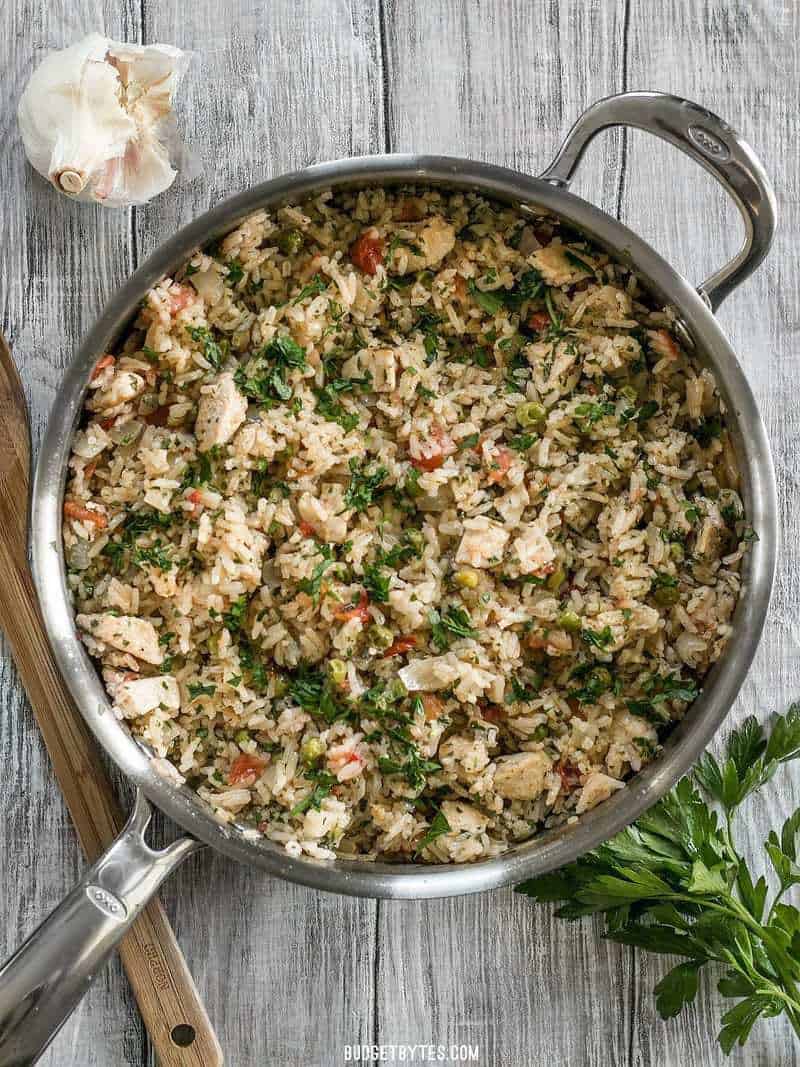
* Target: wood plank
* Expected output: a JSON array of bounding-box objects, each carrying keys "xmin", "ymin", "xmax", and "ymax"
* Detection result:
[
  {"xmin": 0, "ymin": 3, "xmax": 145, "ymax": 1065},
  {"xmin": 135, "ymin": 3, "xmax": 385, "ymax": 1065},
  {"xmin": 619, "ymin": 3, "xmax": 799, "ymax": 1062},
  {"xmin": 376, "ymin": 3, "xmax": 637, "ymax": 1066}
]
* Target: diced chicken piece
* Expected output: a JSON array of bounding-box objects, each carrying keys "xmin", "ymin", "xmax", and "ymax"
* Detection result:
[
  {"xmin": 303, "ymin": 796, "xmax": 350, "ymax": 841},
  {"xmin": 419, "ymin": 217, "xmax": 456, "ymax": 267},
  {"xmin": 398, "ymin": 654, "xmax": 460, "ymax": 692},
  {"xmin": 495, "ymin": 482, "xmax": 529, "ymax": 526},
  {"xmin": 440, "ymin": 800, "xmax": 488, "ymax": 836},
  {"xmin": 76, "ymin": 613, "xmax": 163, "ymax": 665},
  {"xmin": 194, "ymin": 372, "xmax": 247, "ymax": 452},
  {"xmin": 647, "ymin": 328, "xmax": 681, "ymax": 361},
  {"xmin": 531, "ymin": 243, "xmax": 589, "ymax": 287},
  {"xmin": 297, "ymin": 487, "xmax": 350, "ymax": 543},
  {"xmin": 512, "ymin": 522, "xmax": 556, "ymax": 576},
  {"xmin": 493, "ymin": 751, "xmax": 553, "ymax": 800},
  {"xmin": 696, "ymin": 514, "xmax": 725, "ymax": 560},
  {"xmin": 71, "ymin": 424, "xmax": 112, "ymax": 460},
  {"xmin": 575, "ymin": 771, "xmax": 625, "ymax": 814},
  {"xmin": 341, "ymin": 347, "xmax": 398, "ymax": 392},
  {"xmin": 455, "ymin": 516, "xmax": 509, "ymax": 569},
  {"xmin": 190, "ymin": 265, "xmax": 225, "ymax": 305},
  {"xmin": 89, "ymin": 371, "xmax": 147, "ymax": 411},
  {"xmin": 363, "ymin": 348, "xmax": 397, "ymax": 392},
  {"xmin": 388, "ymin": 577, "xmax": 438, "ymax": 631},
  {"xmin": 438, "ymin": 735, "xmax": 491, "ymax": 780},
  {"xmin": 114, "ymin": 675, "xmax": 180, "ymax": 720}
]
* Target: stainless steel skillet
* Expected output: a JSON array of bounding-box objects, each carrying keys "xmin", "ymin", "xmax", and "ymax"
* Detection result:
[{"xmin": 0, "ymin": 91, "xmax": 778, "ymax": 1063}]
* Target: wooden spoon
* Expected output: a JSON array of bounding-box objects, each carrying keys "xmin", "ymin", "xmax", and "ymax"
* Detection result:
[{"xmin": 0, "ymin": 331, "xmax": 223, "ymax": 1066}]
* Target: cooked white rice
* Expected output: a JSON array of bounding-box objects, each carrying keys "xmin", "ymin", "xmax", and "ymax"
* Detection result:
[{"xmin": 63, "ymin": 186, "xmax": 752, "ymax": 863}]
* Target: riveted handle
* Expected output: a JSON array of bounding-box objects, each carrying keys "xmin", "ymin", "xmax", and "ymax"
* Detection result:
[
  {"xmin": 0, "ymin": 794, "xmax": 203, "ymax": 1066},
  {"xmin": 540, "ymin": 91, "xmax": 777, "ymax": 311}
]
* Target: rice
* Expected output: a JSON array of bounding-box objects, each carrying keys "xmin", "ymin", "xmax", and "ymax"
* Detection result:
[{"xmin": 62, "ymin": 186, "xmax": 753, "ymax": 863}]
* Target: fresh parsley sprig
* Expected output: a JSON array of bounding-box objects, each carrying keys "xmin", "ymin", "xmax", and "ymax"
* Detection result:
[{"xmin": 516, "ymin": 705, "xmax": 800, "ymax": 1054}]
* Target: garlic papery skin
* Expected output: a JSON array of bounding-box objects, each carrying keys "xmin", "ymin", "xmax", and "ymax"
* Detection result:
[{"xmin": 18, "ymin": 33, "xmax": 193, "ymax": 208}]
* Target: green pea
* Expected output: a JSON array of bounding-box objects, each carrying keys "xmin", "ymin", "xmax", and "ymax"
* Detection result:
[
  {"xmin": 271, "ymin": 672, "xmax": 289, "ymax": 698},
  {"xmin": 403, "ymin": 529, "xmax": 425, "ymax": 555},
  {"xmin": 619, "ymin": 385, "xmax": 638, "ymax": 402},
  {"xmin": 235, "ymin": 729, "xmax": 250, "ymax": 745},
  {"xmin": 590, "ymin": 667, "xmax": 613, "ymax": 690},
  {"xmin": 531, "ymin": 723, "xmax": 549, "ymax": 741},
  {"xmin": 653, "ymin": 585, "xmax": 680, "ymax": 607},
  {"xmin": 669, "ymin": 542, "xmax": 685, "ymax": 563},
  {"xmin": 369, "ymin": 624, "xmax": 394, "ymax": 650},
  {"xmin": 516, "ymin": 401, "xmax": 547, "ymax": 428},
  {"xmin": 558, "ymin": 610, "xmax": 582, "ymax": 633},
  {"xmin": 301, "ymin": 736, "xmax": 325, "ymax": 767},
  {"xmin": 388, "ymin": 678, "xmax": 408, "ymax": 701},
  {"xmin": 278, "ymin": 229, "xmax": 304, "ymax": 255},
  {"xmin": 546, "ymin": 567, "xmax": 566, "ymax": 592},
  {"xmin": 329, "ymin": 658, "xmax": 348, "ymax": 685}
]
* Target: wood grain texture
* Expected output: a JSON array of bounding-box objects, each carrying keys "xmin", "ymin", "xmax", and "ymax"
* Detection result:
[
  {"xmin": 0, "ymin": 335, "xmax": 221, "ymax": 1066},
  {"xmin": 1, "ymin": 1, "xmax": 798, "ymax": 1064}
]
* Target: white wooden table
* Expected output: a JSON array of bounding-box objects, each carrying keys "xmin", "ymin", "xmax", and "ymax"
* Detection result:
[{"xmin": 1, "ymin": 2, "xmax": 798, "ymax": 1064}]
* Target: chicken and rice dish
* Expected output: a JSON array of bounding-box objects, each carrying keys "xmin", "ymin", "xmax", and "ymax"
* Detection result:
[{"xmin": 63, "ymin": 186, "xmax": 753, "ymax": 862}]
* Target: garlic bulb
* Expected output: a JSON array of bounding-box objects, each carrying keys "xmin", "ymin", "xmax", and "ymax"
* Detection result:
[{"xmin": 18, "ymin": 33, "xmax": 193, "ymax": 208}]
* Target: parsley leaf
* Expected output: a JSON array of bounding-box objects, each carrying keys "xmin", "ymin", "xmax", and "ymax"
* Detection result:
[
  {"xmin": 343, "ymin": 458, "xmax": 389, "ymax": 512},
  {"xmin": 415, "ymin": 809, "xmax": 451, "ymax": 855},
  {"xmin": 515, "ymin": 703, "xmax": 800, "ymax": 1056},
  {"xmin": 234, "ymin": 335, "xmax": 307, "ymax": 406}
]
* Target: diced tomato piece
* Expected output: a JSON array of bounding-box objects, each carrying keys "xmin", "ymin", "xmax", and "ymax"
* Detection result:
[
  {"xmin": 298, "ymin": 520, "xmax": 315, "ymax": 538},
  {"xmin": 63, "ymin": 501, "xmax": 107, "ymax": 528},
  {"xmin": 334, "ymin": 590, "xmax": 370, "ymax": 624},
  {"xmin": 90, "ymin": 354, "xmax": 115, "ymax": 380},
  {"xmin": 556, "ymin": 761, "xmax": 581, "ymax": 792},
  {"xmin": 420, "ymin": 694, "xmax": 445, "ymax": 721},
  {"xmin": 481, "ymin": 704, "xmax": 505, "ymax": 724},
  {"xmin": 99, "ymin": 416, "xmax": 116, "ymax": 431},
  {"xmin": 142, "ymin": 405, "xmax": 171, "ymax": 427},
  {"xmin": 527, "ymin": 311, "xmax": 550, "ymax": 334},
  {"xmin": 228, "ymin": 753, "xmax": 267, "ymax": 786},
  {"xmin": 394, "ymin": 198, "xmax": 425, "ymax": 222},
  {"xmin": 350, "ymin": 231, "xmax": 384, "ymax": 275},
  {"xmin": 410, "ymin": 426, "xmax": 455, "ymax": 471},
  {"xmin": 168, "ymin": 284, "xmax": 194, "ymax": 314},
  {"xmin": 411, "ymin": 452, "xmax": 445, "ymax": 472},
  {"xmin": 383, "ymin": 634, "xmax": 418, "ymax": 658},
  {"xmin": 487, "ymin": 447, "xmax": 512, "ymax": 484}
]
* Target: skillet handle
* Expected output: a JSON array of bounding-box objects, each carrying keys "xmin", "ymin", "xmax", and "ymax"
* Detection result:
[
  {"xmin": 539, "ymin": 90, "xmax": 777, "ymax": 312},
  {"xmin": 0, "ymin": 792, "xmax": 202, "ymax": 1066}
]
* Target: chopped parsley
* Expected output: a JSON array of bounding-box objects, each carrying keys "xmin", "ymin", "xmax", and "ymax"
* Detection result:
[
  {"xmin": 429, "ymin": 606, "xmax": 476, "ymax": 651},
  {"xmin": 582, "ymin": 625, "xmax": 614, "ymax": 649},
  {"xmin": 691, "ymin": 415, "xmax": 724, "ymax": 448},
  {"xmin": 290, "ymin": 768, "xmax": 337, "ymax": 816},
  {"xmin": 186, "ymin": 325, "xmax": 226, "ymax": 371},
  {"xmin": 297, "ymin": 544, "xmax": 337, "ymax": 602},
  {"xmin": 415, "ymin": 809, "xmax": 451, "ymax": 855},
  {"xmin": 292, "ymin": 273, "xmax": 327, "ymax": 305},
  {"xmin": 234, "ymin": 335, "xmax": 307, "ymax": 405},
  {"xmin": 222, "ymin": 595, "xmax": 249, "ymax": 633},
  {"xmin": 627, "ymin": 672, "xmax": 700, "ymax": 723},
  {"xmin": 226, "ymin": 258, "xmax": 245, "ymax": 285},
  {"xmin": 343, "ymin": 458, "xmax": 389, "ymax": 513},
  {"xmin": 467, "ymin": 278, "xmax": 504, "ymax": 316},
  {"xmin": 187, "ymin": 682, "xmax": 216, "ymax": 700}
]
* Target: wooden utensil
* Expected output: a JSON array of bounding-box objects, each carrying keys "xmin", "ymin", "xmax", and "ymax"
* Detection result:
[{"xmin": 0, "ymin": 331, "xmax": 223, "ymax": 1066}]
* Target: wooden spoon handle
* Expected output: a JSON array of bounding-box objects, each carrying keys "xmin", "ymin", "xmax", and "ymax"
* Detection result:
[{"xmin": 1, "ymin": 557, "xmax": 223, "ymax": 1066}]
